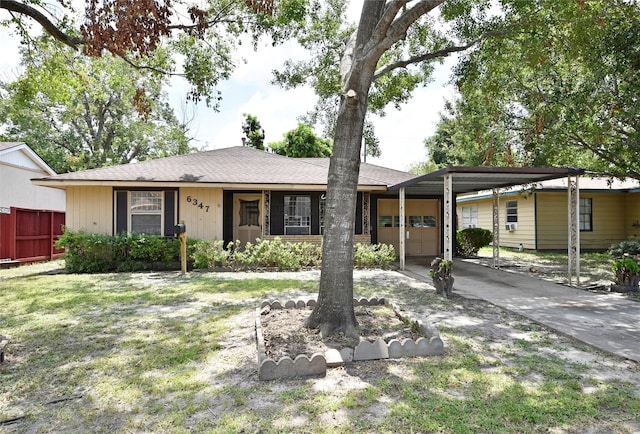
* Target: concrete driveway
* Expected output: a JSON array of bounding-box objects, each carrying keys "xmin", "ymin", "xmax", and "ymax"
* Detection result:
[{"xmin": 403, "ymin": 258, "xmax": 640, "ymax": 363}]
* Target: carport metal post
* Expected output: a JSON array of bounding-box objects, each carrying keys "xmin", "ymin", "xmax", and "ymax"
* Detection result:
[
  {"xmin": 568, "ymin": 175, "xmax": 580, "ymax": 286},
  {"xmin": 399, "ymin": 187, "xmax": 406, "ymax": 270},
  {"xmin": 444, "ymin": 174, "xmax": 453, "ymax": 261},
  {"xmin": 492, "ymin": 188, "xmax": 500, "ymax": 268}
]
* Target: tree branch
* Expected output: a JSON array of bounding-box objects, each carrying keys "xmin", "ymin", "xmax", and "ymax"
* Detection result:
[
  {"xmin": 373, "ymin": 28, "xmax": 507, "ymax": 81},
  {"xmin": 1, "ymin": 0, "xmax": 84, "ymax": 49},
  {"xmin": 365, "ymin": 0, "xmax": 445, "ymax": 61}
]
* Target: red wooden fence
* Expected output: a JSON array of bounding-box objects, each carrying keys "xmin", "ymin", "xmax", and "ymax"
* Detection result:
[{"xmin": 0, "ymin": 207, "xmax": 65, "ymax": 263}]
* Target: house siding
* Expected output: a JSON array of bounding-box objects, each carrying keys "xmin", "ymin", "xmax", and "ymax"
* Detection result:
[
  {"xmin": 457, "ymin": 195, "xmax": 536, "ymax": 249},
  {"xmin": 179, "ymin": 187, "xmax": 223, "ymax": 242},
  {"xmin": 625, "ymin": 193, "xmax": 640, "ymax": 239},
  {"xmin": 0, "ymin": 161, "xmax": 65, "ymax": 212},
  {"xmin": 504, "ymin": 196, "xmax": 535, "ymax": 249},
  {"xmin": 66, "ymin": 186, "xmax": 112, "ymax": 234},
  {"xmin": 536, "ymin": 192, "xmax": 627, "ymax": 250}
]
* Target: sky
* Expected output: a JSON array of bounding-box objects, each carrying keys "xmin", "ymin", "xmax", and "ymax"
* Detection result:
[{"xmin": 0, "ymin": 2, "xmax": 458, "ymax": 172}]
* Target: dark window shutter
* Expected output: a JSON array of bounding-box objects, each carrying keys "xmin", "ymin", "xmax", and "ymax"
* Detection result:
[
  {"xmin": 164, "ymin": 191, "xmax": 176, "ymax": 236},
  {"xmin": 355, "ymin": 192, "xmax": 363, "ymax": 234},
  {"xmin": 115, "ymin": 191, "xmax": 128, "ymax": 234},
  {"xmin": 270, "ymin": 192, "xmax": 285, "ymax": 235}
]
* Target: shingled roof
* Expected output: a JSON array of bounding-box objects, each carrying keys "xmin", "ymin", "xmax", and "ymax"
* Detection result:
[{"xmin": 33, "ymin": 146, "xmax": 416, "ymax": 189}]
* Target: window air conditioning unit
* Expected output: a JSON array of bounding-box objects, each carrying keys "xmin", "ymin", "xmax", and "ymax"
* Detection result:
[{"xmin": 505, "ymin": 223, "xmax": 517, "ymax": 231}]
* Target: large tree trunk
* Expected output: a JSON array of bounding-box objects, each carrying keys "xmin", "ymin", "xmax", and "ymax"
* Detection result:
[{"xmin": 305, "ymin": 2, "xmax": 385, "ymax": 339}]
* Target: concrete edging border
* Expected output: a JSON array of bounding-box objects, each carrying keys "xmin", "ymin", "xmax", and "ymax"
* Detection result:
[{"xmin": 256, "ymin": 298, "xmax": 444, "ymax": 381}]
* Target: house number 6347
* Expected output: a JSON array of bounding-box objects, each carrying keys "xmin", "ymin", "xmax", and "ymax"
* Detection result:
[{"xmin": 186, "ymin": 196, "xmax": 210, "ymax": 212}]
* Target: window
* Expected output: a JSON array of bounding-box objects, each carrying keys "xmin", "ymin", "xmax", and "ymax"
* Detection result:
[
  {"xmin": 114, "ymin": 189, "xmax": 176, "ymax": 236},
  {"xmin": 284, "ymin": 195, "xmax": 311, "ymax": 235},
  {"xmin": 130, "ymin": 191, "xmax": 163, "ymax": 235},
  {"xmin": 580, "ymin": 198, "xmax": 592, "ymax": 231},
  {"xmin": 239, "ymin": 200, "xmax": 260, "ymax": 227},
  {"xmin": 393, "ymin": 216, "xmax": 406, "ymax": 227},
  {"xmin": 379, "ymin": 215, "xmax": 393, "ymax": 227},
  {"xmin": 409, "ymin": 216, "xmax": 422, "ymax": 227},
  {"xmin": 461, "ymin": 205, "xmax": 478, "ymax": 228},
  {"xmin": 423, "ymin": 215, "xmax": 437, "ymax": 227},
  {"xmin": 506, "ymin": 200, "xmax": 518, "ymax": 223}
]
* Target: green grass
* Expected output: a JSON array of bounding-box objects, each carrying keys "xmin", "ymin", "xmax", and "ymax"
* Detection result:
[{"xmin": 1, "ymin": 261, "xmax": 639, "ymax": 433}]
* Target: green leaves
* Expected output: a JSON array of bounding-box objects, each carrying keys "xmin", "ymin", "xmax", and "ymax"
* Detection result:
[
  {"xmin": 269, "ymin": 122, "xmax": 332, "ymax": 157},
  {"xmin": 0, "ymin": 37, "xmax": 193, "ymax": 173},
  {"xmin": 428, "ymin": 0, "xmax": 640, "ymax": 178},
  {"xmin": 242, "ymin": 113, "xmax": 266, "ymax": 150}
]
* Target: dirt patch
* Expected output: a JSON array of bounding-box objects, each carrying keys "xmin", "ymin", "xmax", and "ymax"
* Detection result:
[{"xmin": 260, "ymin": 304, "xmax": 422, "ymax": 360}]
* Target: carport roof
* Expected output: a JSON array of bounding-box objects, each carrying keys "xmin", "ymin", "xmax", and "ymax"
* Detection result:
[{"xmin": 389, "ymin": 166, "xmax": 586, "ymax": 196}]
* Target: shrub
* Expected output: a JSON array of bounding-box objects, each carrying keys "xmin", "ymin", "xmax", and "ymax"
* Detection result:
[
  {"xmin": 611, "ymin": 255, "xmax": 640, "ymax": 288},
  {"xmin": 56, "ymin": 228, "xmax": 187, "ymax": 273},
  {"xmin": 354, "ymin": 243, "xmax": 397, "ymax": 268},
  {"xmin": 228, "ymin": 238, "xmax": 322, "ymax": 271},
  {"xmin": 455, "ymin": 228, "xmax": 493, "ymax": 257},
  {"xmin": 57, "ymin": 229, "xmax": 398, "ymax": 273},
  {"xmin": 56, "ymin": 230, "xmax": 116, "ymax": 273},
  {"xmin": 191, "ymin": 240, "xmax": 232, "ymax": 268},
  {"xmin": 608, "ymin": 240, "xmax": 640, "ymax": 258}
]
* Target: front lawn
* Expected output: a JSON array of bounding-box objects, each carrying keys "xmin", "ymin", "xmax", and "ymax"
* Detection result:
[{"xmin": 1, "ymin": 261, "xmax": 638, "ymax": 433}]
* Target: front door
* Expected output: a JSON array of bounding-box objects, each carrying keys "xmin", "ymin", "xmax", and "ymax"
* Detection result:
[
  {"xmin": 233, "ymin": 194, "xmax": 262, "ymax": 247},
  {"xmin": 406, "ymin": 199, "xmax": 440, "ymax": 256}
]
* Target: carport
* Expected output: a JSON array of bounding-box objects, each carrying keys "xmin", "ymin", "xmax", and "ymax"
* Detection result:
[{"xmin": 389, "ymin": 166, "xmax": 586, "ymax": 285}]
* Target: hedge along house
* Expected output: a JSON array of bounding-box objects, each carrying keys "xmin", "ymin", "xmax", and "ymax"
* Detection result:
[
  {"xmin": 0, "ymin": 142, "xmax": 66, "ymax": 264},
  {"xmin": 457, "ymin": 176, "xmax": 640, "ymax": 252}
]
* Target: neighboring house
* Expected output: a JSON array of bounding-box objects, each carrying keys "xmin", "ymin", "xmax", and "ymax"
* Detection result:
[
  {"xmin": 457, "ymin": 177, "xmax": 640, "ymax": 251},
  {"xmin": 0, "ymin": 142, "xmax": 66, "ymax": 262}
]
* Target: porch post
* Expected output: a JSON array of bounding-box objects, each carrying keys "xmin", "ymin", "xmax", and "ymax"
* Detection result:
[
  {"xmin": 399, "ymin": 187, "xmax": 406, "ymax": 270},
  {"xmin": 568, "ymin": 175, "xmax": 580, "ymax": 286},
  {"xmin": 443, "ymin": 174, "xmax": 453, "ymax": 262},
  {"xmin": 263, "ymin": 190, "xmax": 270, "ymax": 237},
  {"xmin": 492, "ymin": 188, "xmax": 500, "ymax": 268},
  {"xmin": 363, "ymin": 192, "xmax": 370, "ymax": 236}
]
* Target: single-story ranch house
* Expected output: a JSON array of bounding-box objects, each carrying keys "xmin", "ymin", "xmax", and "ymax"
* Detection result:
[
  {"xmin": 457, "ymin": 177, "xmax": 640, "ymax": 251},
  {"xmin": 32, "ymin": 146, "xmax": 438, "ymax": 253},
  {"xmin": 32, "ymin": 146, "xmax": 585, "ymax": 265}
]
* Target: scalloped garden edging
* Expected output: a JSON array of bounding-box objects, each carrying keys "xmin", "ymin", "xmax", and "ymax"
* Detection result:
[{"xmin": 255, "ymin": 297, "xmax": 444, "ymax": 381}]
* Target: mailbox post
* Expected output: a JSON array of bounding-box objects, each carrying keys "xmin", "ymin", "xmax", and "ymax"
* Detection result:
[{"xmin": 174, "ymin": 223, "xmax": 187, "ymax": 274}]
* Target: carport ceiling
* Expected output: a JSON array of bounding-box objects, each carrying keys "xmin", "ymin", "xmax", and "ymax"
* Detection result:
[{"xmin": 389, "ymin": 166, "xmax": 586, "ymax": 196}]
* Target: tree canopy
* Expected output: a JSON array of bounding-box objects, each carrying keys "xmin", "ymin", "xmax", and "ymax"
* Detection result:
[
  {"xmin": 0, "ymin": 39, "xmax": 193, "ymax": 173},
  {"xmin": 424, "ymin": 0, "xmax": 640, "ymax": 179},
  {"xmin": 269, "ymin": 122, "xmax": 332, "ymax": 157},
  {"xmin": 1, "ymin": 0, "xmax": 307, "ymax": 107},
  {"xmin": 241, "ymin": 113, "xmax": 266, "ymax": 150}
]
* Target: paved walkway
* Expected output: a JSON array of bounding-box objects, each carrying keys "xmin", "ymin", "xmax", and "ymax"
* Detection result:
[{"xmin": 401, "ymin": 258, "xmax": 640, "ymax": 363}]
